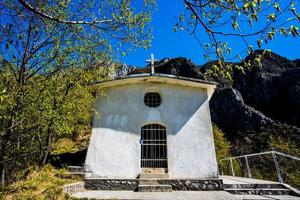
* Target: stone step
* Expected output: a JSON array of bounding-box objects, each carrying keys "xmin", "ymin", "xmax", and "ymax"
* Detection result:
[
  {"xmin": 224, "ymin": 184, "xmax": 286, "ymax": 189},
  {"xmin": 139, "ymin": 173, "xmax": 169, "ymax": 179},
  {"xmin": 138, "ymin": 179, "xmax": 160, "ymax": 185},
  {"xmin": 141, "ymin": 168, "xmax": 167, "ymax": 174},
  {"xmin": 225, "ymin": 188, "xmax": 291, "ymax": 195},
  {"xmin": 138, "ymin": 184, "xmax": 172, "ymax": 192}
]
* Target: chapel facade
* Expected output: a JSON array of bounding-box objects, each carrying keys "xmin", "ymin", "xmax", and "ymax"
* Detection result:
[{"xmin": 84, "ymin": 73, "xmax": 219, "ymax": 182}]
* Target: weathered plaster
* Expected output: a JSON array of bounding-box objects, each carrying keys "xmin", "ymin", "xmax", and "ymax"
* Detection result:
[{"xmin": 85, "ymin": 80, "xmax": 218, "ymax": 178}]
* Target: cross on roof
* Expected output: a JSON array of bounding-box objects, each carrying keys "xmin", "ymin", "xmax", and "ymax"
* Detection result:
[{"xmin": 145, "ymin": 53, "xmax": 158, "ymax": 75}]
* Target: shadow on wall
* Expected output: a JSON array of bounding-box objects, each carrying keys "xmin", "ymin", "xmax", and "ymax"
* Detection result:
[
  {"xmin": 92, "ymin": 83, "xmax": 209, "ymax": 136},
  {"xmin": 48, "ymin": 99, "xmax": 211, "ymax": 168}
]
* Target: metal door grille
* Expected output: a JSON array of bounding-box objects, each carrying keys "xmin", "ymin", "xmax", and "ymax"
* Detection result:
[{"xmin": 141, "ymin": 124, "xmax": 167, "ymax": 168}]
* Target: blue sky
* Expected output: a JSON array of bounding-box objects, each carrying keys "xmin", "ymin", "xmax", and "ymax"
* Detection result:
[{"xmin": 120, "ymin": 0, "xmax": 300, "ymax": 67}]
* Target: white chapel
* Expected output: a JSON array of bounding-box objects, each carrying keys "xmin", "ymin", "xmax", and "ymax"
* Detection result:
[{"xmin": 84, "ymin": 56, "xmax": 220, "ymax": 191}]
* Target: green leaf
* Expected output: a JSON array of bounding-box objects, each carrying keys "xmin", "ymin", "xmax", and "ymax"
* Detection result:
[
  {"xmin": 232, "ymin": 18, "xmax": 239, "ymax": 30},
  {"xmin": 243, "ymin": 2, "xmax": 249, "ymax": 11},
  {"xmin": 291, "ymin": 1, "xmax": 295, "ymax": 8},
  {"xmin": 252, "ymin": 13, "xmax": 258, "ymax": 21},
  {"xmin": 290, "ymin": 25, "xmax": 299, "ymax": 37},
  {"xmin": 267, "ymin": 31, "xmax": 275, "ymax": 40},
  {"xmin": 257, "ymin": 39, "xmax": 263, "ymax": 48},
  {"xmin": 268, "ymin": 13, "xmax": 276, "ymax": 21},
  {"xmin": 290, "ymin": 7, "xmax": 297, "ymax": 16},
  {"xmin": 280, "ymin": 28, "xmax": 288, "ymax": 37},
  {"xmin": 227, "ymin": 48, "xmax": 232, "ymax": 54},
  {"xmin": 274, "ymin": 3, "xmax": 281, "ymax": 13}
]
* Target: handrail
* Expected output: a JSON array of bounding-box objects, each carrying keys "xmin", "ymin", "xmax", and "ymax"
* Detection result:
[
  {"xmin": 219, "ymin": 150, "xmax": 300, "ymax": 162},
  {"xmin": 273, "ymin": 151, "xmax": 300, "ymax": 161},
  {"xmin": 219, "ymin": 150, "xmax": 300, "ymax": 184}
]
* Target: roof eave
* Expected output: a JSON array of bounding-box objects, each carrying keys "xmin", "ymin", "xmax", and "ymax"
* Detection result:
[{"xmin": 90, "ymin": 74, "xmax": 218, "ymax": 88}]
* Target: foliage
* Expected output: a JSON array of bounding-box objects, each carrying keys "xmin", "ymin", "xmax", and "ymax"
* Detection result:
[
  {"xmin": 51, "ymin": 127, "xmax": 92, "ymax": 155},
  {"xmin": 269, "ymin": 135, "xmax": 300, "ymax": 156},
  {"xmin": 220, "ymin": 126, "xmax": 300, "ymax": 188},
  {"xmin": 51, "ymin": 138, "xmax": 79, "ymax": 155},
  {"xmin": 73, "ymin": 128, "xmax": 92, "ymax": 151},
  {"xmin": 269, "ymin": 136, "xmax": 300, "ymax": 188},
  {"xmin": 0, "ymin": 0, "xmax": 154, "ymax": 184},
  {"xmin": 212, "ymin": 124, "xmax": 242, "ymax": 176},
  {"xmin": 0, "ymin": 64, "xmax": 110, "ymax": 183},
  {"xmin": 0, "ymin": 164, "xmax": 80, "ymax": 200},
  {"xmin": 178, "ymin": 0, "xmax": 300, "ymax": 80},
  {"xmin": 212, "ymin": 123, "xmax": 232, "ymax": 161}
]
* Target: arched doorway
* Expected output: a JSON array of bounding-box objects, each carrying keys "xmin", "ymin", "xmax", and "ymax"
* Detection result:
[{"xmin": 141, "ymin": 124, "xmax": 167, "ymax": 168}]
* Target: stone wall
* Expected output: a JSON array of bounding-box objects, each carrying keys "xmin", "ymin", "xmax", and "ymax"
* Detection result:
[
  {"xmin": 84, "ymin": 178, "xmax": 223, "ymax": 191},
  {"xmin": 85, "ymin": 179, "xmax": 138, "ymax": 191},
  {"xmin": 161, "ymin": 179, "xmax": 223, "ymax": 191},
  {"xmin": 63, "ymin": 182, "xmax": 85, "ymax": 195}
]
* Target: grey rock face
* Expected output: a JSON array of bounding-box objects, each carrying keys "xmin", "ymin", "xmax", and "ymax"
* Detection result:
[
  {"xmin": 209, "ymin": 87, "xmax": 273, "ymax": 137},
  {"xmin": 128, "ymin": 57, "xmax": 204, "ymax": 79},
  {"xmin": 233, "ymin": 56, "xmax": 300, "ymax": 127}
]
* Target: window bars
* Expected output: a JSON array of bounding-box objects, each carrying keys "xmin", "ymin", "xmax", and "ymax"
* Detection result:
[
  {"xmin": 144, "ymin": 92, "xmax": 161, "ymax": 108},
  {"xmin": 141, "ymin": 124, "xmax": 167, "ymax": 168}
]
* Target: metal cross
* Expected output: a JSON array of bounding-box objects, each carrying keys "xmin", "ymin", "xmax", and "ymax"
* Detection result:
[{"xmin": 145, "ymin": 53, "xmax": 157, "ymax": 75}]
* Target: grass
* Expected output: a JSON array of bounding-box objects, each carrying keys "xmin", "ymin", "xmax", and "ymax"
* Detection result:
[{"xmin": 1, "ymin": 164, "xmax": 82, "ymax": 200}]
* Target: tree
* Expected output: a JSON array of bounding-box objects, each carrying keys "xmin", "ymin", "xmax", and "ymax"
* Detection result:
[
  {"xmin": 0, "ymin": 0, "xmax": 154, "ymax": 183},
  {"xmin": 212, "ymin": 123, "xmax": 231, "ymax": 161},
  {"xmin": 178, "ymin": 0, "xmax": 300, "ymax": 79}
]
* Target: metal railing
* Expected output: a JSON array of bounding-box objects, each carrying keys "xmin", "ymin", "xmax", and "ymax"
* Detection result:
[{"xmin": 219, "ymin": 151, "xmax": 300, "ymax": 184}]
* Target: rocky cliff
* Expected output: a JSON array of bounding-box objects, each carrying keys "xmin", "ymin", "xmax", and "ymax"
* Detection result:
[{"xmin": 129, "ymin": 50, "xmax": 300, "ymax": 154}]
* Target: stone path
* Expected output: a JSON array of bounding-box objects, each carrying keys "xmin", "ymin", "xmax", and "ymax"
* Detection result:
[{"xmin": 72, "ymin": 191, "xmax": 237, "ymax": 200}]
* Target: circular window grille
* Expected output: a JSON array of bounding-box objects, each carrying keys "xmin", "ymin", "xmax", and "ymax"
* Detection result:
[{"xmin": 144, "ymin": 92, "xmax": 161, "ymax": 107}]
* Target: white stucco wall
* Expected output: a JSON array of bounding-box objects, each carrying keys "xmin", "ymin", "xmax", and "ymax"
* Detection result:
[{"xmin": 84, "ymin": 81, "xmax": 218, "ymax": 178}]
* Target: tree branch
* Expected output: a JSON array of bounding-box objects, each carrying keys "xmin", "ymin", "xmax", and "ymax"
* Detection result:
[
  {"xmin": 18, "ymin": 0, "xmax": 113, "ymax": 25},
  {"xmin": 184, "ymin": 0, "xmax": 269, "ymax": 37}
]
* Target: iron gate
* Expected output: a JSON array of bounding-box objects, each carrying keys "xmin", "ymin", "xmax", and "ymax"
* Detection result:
[{"xmin": 141, "ymin": 124, "xmax": 167, "ymax": 168}]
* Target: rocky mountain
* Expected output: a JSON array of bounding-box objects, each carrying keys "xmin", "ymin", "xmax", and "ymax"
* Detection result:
[{"xmin": 129, "ymin": 50, "xmax": 300, "ymax": 154}]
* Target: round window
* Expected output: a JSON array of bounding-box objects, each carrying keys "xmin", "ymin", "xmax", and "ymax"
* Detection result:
[{"xmin": 144, "ymin": 92, "xmax": 161, "ymax": 107}]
